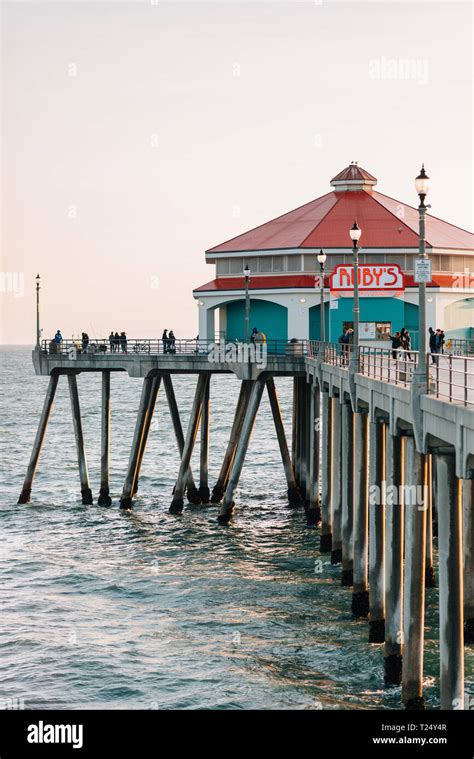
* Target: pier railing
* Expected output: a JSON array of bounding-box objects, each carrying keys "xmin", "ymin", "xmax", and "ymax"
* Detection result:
[{"xmin": 41, "ymin": 338, "xmax": 308, "ymax": 358}]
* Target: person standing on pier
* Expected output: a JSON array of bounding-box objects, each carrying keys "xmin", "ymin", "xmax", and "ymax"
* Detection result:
[
  {"xmin": 109, "ymin": 331, "xmax": 115, "ymax": 352},
  {"xmin": 81, "ymin": 332, "xmax": 89, "ymax": 353},
  {"xmin": 400, "ymin": 327, "xmax": 412, "ymax": 360},
  {"xmin": 120, "ymin": 332, "xmax": 127, "ymax": 353},
  {"xmin": 429, "ymin": 327, "xmax": 437, "ymax": 364},
  {"xmin": 162, "ymin": 329, "xmax": 169, "ymax": 353},
  {"xmin": 168, "ymin": 330, "xmax": 176, "ymax": 354},
  {"xmin": 114, "ymin": 332, "xmax": 120, "ymax": 352},
  {"xmin": 389, "ymin": 331, "xmax": 402, "ymax": 359}
]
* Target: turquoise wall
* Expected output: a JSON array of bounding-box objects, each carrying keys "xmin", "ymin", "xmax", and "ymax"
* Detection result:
[
  {"xmin": 226, "ymin": 299, "xmax": 288, "ymax": 341},
  {"xmin": 309, "ymin": 298, "xmax": 419, "ymax": 347}
]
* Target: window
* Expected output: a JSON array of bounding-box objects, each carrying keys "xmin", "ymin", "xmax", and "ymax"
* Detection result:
[
  {"xmin": 303, "ymin": 254, "xmax": 316, "ymax": 271},
  {"xmin": 387, "ymin": 254, "xmax": 405, "ymax": 269},
  {"xmin": 359, "ymin": 322, "xmax": 391, "ymax": 340},
  {"xmin": 272, "ymin": 256, "xmax": 284, "ymax": 272},
  {"xmin": 216, "ymin": 259, "xmax": 230, "ymax": 275},
  {"xmin": 230, "ymin": 257, "xmax": 244, "ymax": 274},
  {"xmin": 247, "ymin": 257, "xmax": 258, "ymax": 273},
  {"xmin": 451, "ymin": 257, "xmax": 465, "ymax": 274},
  {"xmin": 427, "ymin": 254, "xmax": 439, "ymax": 271},
  {"xmin": 440, "ymin": 255, "xmax": 452, "ymax": 272},
  {"xmin": 287, "ymin": 255, "xmax": 302, "ymax": 271},
  {"xmin": 258, "ymin": 257, "xmax": 272, "ymax": 272},
  {"xmin": 326, "ymin": 255, "xmax": 345, "ymax": 271},
  {"xmin": 363, "ymin": 254, "xmax": 386, "ymax": 264}
]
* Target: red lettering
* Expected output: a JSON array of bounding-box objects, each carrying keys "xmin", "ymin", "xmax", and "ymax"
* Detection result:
[
  {"xmin": 385, "ymin": 266, "xmax": 398, "ymax": 287},
  {"xmin": 362, "ymin": 268, "xmax": 373, "ymax": 287},
  {"xmin": 340, "ymin": 267, "xmax": 351, "ymax": 287},
  {"xmin": 372, "ymin": 267, "xmax": 384, "ymax": 286}
]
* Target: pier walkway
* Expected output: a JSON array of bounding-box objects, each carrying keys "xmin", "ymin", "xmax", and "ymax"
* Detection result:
[{"xmin": 17, "ymin": 337, "xmax": 474, "ymax": 711}]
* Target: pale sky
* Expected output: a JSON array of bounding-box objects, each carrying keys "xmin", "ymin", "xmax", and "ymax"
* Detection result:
[{"xmin": 1, "ymin": 0, "xmax": 472, "ymax": 343}]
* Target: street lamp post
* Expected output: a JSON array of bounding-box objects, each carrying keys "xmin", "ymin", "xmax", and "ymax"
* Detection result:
[
  {"xmin": 414, "ymin": 164, "xmax": 430, "ymax": 388},
  {"xmin": 243, "ymin": 263, "xmax": 250, "ymax": 342},
  {"xmin": 35, "ymin": 273, "xmax": 41, "ymax": 348},
  {"xmin": 317, "ymin": 250, "xmax": 327, "ymax": 346},
  {"xmin": 349, "ymin": 222, "xmax": 362, "ymax": 370}
]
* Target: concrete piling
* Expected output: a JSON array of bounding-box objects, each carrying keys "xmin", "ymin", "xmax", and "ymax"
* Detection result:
[
  {"xmin": 425, "ymin": 453, "xmax": 437, "ymax": 587},
  {"xmin": 341, "ymin": 401, "xmax": 354, "ymax": 586},
  {"xmin": 68, "ymin": 374, "xmax": 93, "ymax": 505},
  {"xmin": 463, "ymin": 475, "xmax": 474, "ymax": 644},
  {"xmin": 218, "ymin": 378, "xmax": 266, "ymax": 525},
  {"xmin": 368, "ymin": 419, "xmax": 386, "ymax": 643},
  {"xmin": 297, "ymin": 379, "xmax": 307, "ymax": 497},
  {"xmin": 320, "ymin": 390, "xmax": 333, "ymax": 553},
  {"xmin": 266, "ymin": 377, "xmax": 302, "ymax": 508},
  {"xmin": 120, "ymin": 376, "xmax": 154, "ymax": 510},
  {"xmin": 163, "ymin": 374, "xmax": 200, "ymax": 504},
  {"xmin": 384, "ymin": 432, "xmax": 404, "ymax": 684},
  {"xmin": 198, "ymin": 376, "xmax": 210, "ymax": 504},
  {"xmin": 352, "ymin": 410, "xmax": 369, "ymax": 616},
  {"xmin": 169, "ymin": 373, "xmax": 208, "ymax": 514},
  {"xmin": 18, "ymin": 374, "xmax": 59, "ymax": 504},
  {"xmin": 331, "ymin": 396, "xmax": 343, "ymax": 565},
  {"xmin": 133, "ymin": 375, "xmax": 161, "ymax": 496},
  {"xmin": 210, "ymin": 380, "xmax": 252, "ymax": 504},
  {"xmin": 98, "ymin": 371, "xmax": 112, "ymax": 506},
  {"xmin": 402, "ymin": 436, "xmax": 427, "ymax": 710},
  {"xmin": 437, "ymin": 450, "xmax": 464, "ymax": 709},
  {"xmin": 304, "ymin": 380, "xmax": 312, "ymax": 511},
  {"xmin": 307, "ymin": 382, "xmax": 321, "ymax": 527}
]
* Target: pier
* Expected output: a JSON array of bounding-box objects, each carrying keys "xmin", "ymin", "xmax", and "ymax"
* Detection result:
[{"xmin": 18, "ymin": 337, "xmax": 474, "ymax": 710}]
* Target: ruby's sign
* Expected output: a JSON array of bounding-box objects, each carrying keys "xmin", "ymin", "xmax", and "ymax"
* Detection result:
[{"xmin": 330, "ymin": 264, "xmax": 404, "ymax": 292}]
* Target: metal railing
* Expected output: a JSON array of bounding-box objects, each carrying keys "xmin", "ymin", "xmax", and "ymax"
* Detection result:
[
  {"xmin": 308, "ymin": 341, "xmax": 473, "ymax": 406},
  {"xmin": 41, "ymin": 337, "xmax": 308, "ymax": 358},
  {"xmin": 430, "ymin": 353, "xmax": 474, "ymax": 406}
]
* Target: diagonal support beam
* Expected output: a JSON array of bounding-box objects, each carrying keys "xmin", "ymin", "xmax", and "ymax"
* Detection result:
[
  {"xmin": 120, "ymin": 376, "xmax": 154, "ymax": 510},
  {"xmin": 18, "ymin": 374, "xmax": 59, "ymax": 504},
  {"xmin": 210, "ymin": 380, "xmax": 253, "ymax": 504},
  {"xmin": 266, "ymin": 377, "xmax": 302, "ymax": 507},
  {"xmin": 163, "ymin": 374, "xmax": 199, "ymax": 504},
  {"xmin": 169, "ymin": 373, "xmax": 209, "ymax": 514},
  {"xmin": 218, "ymin": 378, "xmax": 266, "ymax": 525},
  {"xmin": 68, "ymin": 374, "xmax": 93, "ymax": 505},
  {"xmin": 133, "ymin": 375, "xmax": 161, "ymax": 495}
]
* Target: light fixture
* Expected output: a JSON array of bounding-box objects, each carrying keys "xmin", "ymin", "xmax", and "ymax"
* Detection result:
[
  {"xmin": 243, "ymin": 264, "xmax": 250, "ymax": 277},
  {"xmin": 349, "ymin": 221, "xmax": 362, "ymax": 243},
  {"xmin": 415, "ymin": 164, "xmax": 430, "ymax": 200},
  {"xmin": 300, "ymin": 297, "xmax": 306, "ymax": 303},
  {"xmin": 317, "ymin": 250, "xmax": 327, "ymax": 266}
]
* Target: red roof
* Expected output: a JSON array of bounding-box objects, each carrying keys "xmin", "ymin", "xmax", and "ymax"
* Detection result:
[
  {"xmin": 331, "ymin": 164, "xmax": 377, "ymax": 183},
  {"xmin": 194, "ymin": 273, "xmax": 460, "ymax": 293},
  {"xmin": 206, "ymin": 165, "xmax": 474, "ymax": 253}
]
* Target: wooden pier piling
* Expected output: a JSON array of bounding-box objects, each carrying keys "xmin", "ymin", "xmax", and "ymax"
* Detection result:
[
  {"xmin": 437, "ymin": 450, "xmax": 464, "ymax": 709},
  {"xmin": 341, "ymin": 401, "xmax": 354, "ymax": 586},
  {"xmin": 320, "ymin": 390, "xmax": 333, "ymax": 553},
  {"xmin": 402, "ymin": 436, "xmax": 427, "ymax": 710},
  {"xmin": 368, "ymin": 419, "xmax": 386, "ymax": 643},
  {"xmin": 18, "ymin": 374, "xmax": 59, "ymax": 504},
  {"xmin": 384, "ymin": 432, "xmax": 404, "ymax": 684},
  {"xmin": 266, "ymin": 377, "xmax": 302, "ymax": 507},
  {"xmin": 98, "ymin": 371, "xmax": 112, "ymax": 505},
  {"xmin": 352, "ymin": 410, "xmax": 369, "ymax": 616}
]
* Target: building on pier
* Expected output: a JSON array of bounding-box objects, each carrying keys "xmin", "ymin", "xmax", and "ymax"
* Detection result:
[{"xmin": 194, "ymin": 164, "xmax": 474, "ymax": 348}]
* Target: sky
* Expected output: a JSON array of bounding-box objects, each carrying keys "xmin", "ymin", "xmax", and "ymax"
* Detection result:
[{"xmin": 1, "ymin": 0, "xmax": 472, "ymax": 343}]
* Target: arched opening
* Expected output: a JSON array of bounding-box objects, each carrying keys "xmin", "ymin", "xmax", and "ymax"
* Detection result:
[{"xmin": 223, "ymin": 299, "xmax": 288, "ymax": 342}]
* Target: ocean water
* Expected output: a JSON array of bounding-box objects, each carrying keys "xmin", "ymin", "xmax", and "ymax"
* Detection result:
[{"xmin": 0, "ymin": 346, "xmax": 472, "ymax": 710}]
